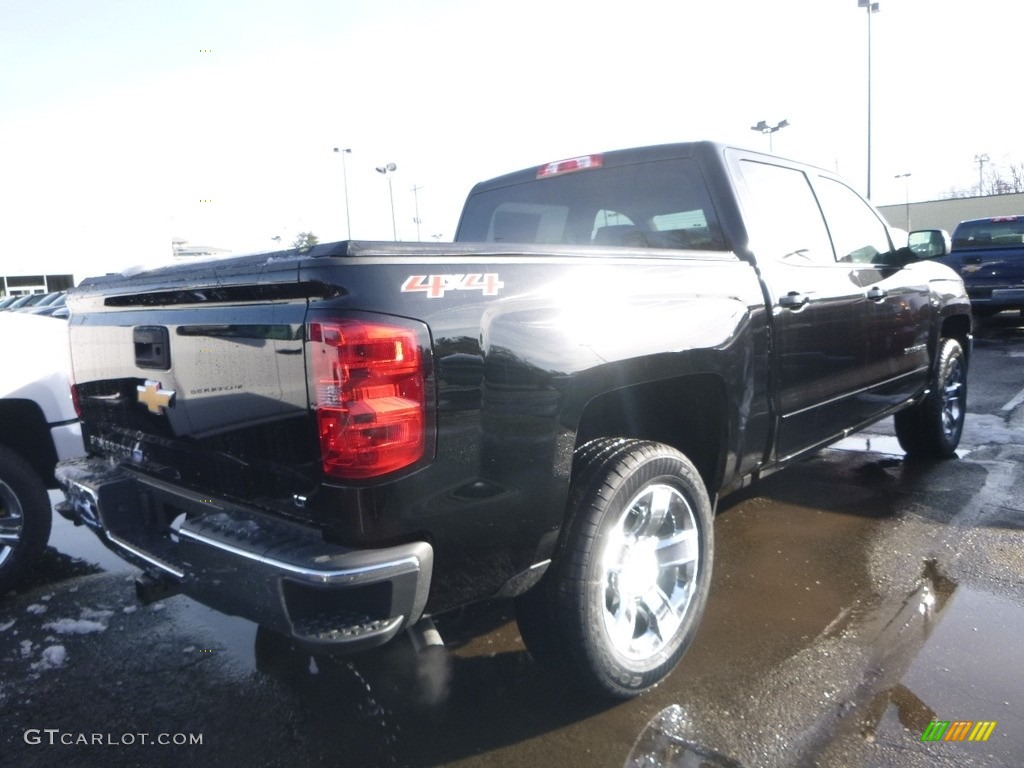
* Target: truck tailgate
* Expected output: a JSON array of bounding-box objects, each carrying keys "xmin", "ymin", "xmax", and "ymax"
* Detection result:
[{"xmin": 67, "ymin": 255, "xmax": 318, "ymax": 506}]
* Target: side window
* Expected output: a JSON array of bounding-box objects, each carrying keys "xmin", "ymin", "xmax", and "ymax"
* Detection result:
[
  {"xmin": 738, "ymin": 160, "xmax": 835, "ymax": 264},
  {"xmin": 813, "ymin": 177, "xmax": 893, "ymax": 263}
]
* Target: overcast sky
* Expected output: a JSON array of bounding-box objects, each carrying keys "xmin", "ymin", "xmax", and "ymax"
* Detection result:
[{"xmin": 1, "ymin": 0, "xmax": 1020, "ymax": 278}]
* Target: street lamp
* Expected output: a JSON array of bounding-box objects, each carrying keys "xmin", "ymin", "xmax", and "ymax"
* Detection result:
[
  {"xmin": 333, "ymin": 147, "xmax": 352, "ymax": 239},
  {"xmin": 895, "ymin": 172, "xmax": 911, "ymax": 230},
  {"xmin": 750, "ymin": 119, "xmax": 789, "ymax": 152},
  {"xmin": 858, "ymin": 0, "xmax": 880, "ymax": 199},
  {"xmin": 375, "ymin": 162, "xmax": 398, "ymax": 241},
  {"xmin": 411, "ymin": 184, "xmax": 424, "ymax": 241}
]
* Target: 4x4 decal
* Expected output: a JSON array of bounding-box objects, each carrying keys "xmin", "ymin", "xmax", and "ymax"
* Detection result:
[{"xmin": 401, "ymin": 273, "xmax": 504, "ymax": 299}]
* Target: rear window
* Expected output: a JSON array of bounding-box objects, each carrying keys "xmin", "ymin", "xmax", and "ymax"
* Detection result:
[
  {"xmin": 952, "ymin": 217, "xmax": 1024, "ymax": 250},
  {"xmin": 457, "ymin": 158, "xmax": 727, "ymax": 251}
]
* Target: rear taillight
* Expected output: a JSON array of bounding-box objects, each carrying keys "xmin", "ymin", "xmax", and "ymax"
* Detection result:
[
  {"xmin": 308, "ymin": 317, "xmax": 432, "ymax": 480},
  {"xmin": 70, "ymin": 382, "xmax": 82, "ymax": 419}
]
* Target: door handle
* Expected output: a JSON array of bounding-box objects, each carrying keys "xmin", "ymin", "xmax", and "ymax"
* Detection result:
[
  {"xmin": 779, "ymin": 292, "xmax": 810, "ymax": 309},
  {"xmin": 866, "ymin": 287, "xmax": 888, "ymax": 301}
]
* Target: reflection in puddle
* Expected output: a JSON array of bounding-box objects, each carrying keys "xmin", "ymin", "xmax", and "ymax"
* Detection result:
[
  {"xmin": 626, "ymin": 705, "xmax": 743, "ymax": 768},
  {"xmin": 46, "ymin": 491, "xmax": 130, "ymax": 573},
  {"xmin": 823, "ymin": 558, "xmax": 1024, "ymax": 760},
  {"xmin": 830, "ymin": 435, "xmax": 907, "ymax": 457},
  {"xmin": 830, "ymin": 434, "xmax": 971, "ymax": 459}
]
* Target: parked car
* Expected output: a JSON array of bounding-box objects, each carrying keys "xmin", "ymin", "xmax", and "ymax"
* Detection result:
[
  {"xmin": 0, "ymin": 312, "xmax": 85, "ymax": 592},
  {"xmin": 22, "ymin": 292, "xmax": 67, "ymax": 317},
  {"xmin": 938, "ymin": 215, "xmax": 1024, "ymax": 317},
  {"xmin": 4, "ymin": 292, "xmax": 58, "ymax": 312}
]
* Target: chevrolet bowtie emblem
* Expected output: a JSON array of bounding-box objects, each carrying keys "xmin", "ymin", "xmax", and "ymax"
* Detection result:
[{"xmin": 137, "ymin": 380, "xmax": 176, "ymax": 414}]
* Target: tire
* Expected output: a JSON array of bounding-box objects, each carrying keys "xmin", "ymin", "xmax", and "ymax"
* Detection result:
[
  {"xmin": 894, "ymin": 338, "xmax": 968, "ymax": 458},
  {"xmin": 515, "ymin": 438, "xmax": 713, "ymax": 698},
  {"xmin": 0, "ymin": 445, "xmax": 52, "ymax": 594}
]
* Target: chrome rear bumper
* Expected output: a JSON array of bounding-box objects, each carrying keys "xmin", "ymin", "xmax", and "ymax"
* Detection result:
[{"xmin": 55, "ymin": 458, "xmax": 432, "ymax": 652}]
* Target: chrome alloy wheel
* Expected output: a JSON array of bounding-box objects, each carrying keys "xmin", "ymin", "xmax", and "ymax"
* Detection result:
[
  {"xmin": 941, "ymin": 355, "xmax": 966, "ymax": 442},
  {"xmin": 600, "ymin": 482, "xmax": 699, "ymax": 661},
  {"xmin": 0, "ymin": 479, "xmax": 25, "ymax": 569}
]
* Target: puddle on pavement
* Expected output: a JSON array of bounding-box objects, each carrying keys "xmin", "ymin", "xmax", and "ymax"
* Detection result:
[
  {"xmin": 46, "ymin": 490, "xmax": 129, "ymax": 573},
  {"xmin": 824, "ymin": 559, "xmax": 1024, "ymax": 761},
  {"xmin": 170, "ymin": 598, "xmax": 259, "ymax": 676},
  {"xmin": 866, "ymin": 586, "xmax": 1024, "ymax": 737},
  {"xmin": 46, "ymin": 491, "xmax": 261, "ymax": 674}
]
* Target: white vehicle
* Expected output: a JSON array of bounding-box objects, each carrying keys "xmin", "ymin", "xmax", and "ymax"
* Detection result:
[{"xmin": 0, "ymin": 312, "xmax": 84, "ymax": 591}]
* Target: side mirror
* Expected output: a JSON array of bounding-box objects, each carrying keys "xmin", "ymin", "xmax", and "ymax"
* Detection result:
[{"xmin": 908, "ymin": 229, "xmax": 951, "ymax": 259}]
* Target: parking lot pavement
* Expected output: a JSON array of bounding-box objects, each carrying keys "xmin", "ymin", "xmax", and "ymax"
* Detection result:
[{"xmin": 2, "ymin": 316, "xmax": 1024, "ymax": 768}]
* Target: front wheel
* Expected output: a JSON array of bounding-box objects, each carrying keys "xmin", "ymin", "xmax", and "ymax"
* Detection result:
[
  {"xmin": 516, "ymin": 439, "xmax": 713, "ymax": 698},
  {"xmin": 0, "ymin": 446, "xmax": 52, "ymax": 594},
  {"xmin": 894, "ymin": 337, "xmax": 968, "ymax": 458}
]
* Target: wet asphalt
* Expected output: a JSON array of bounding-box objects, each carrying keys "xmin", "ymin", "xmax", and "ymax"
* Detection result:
[{"xmin": 3, "ymin": 316, "xmax": 1024, "ymax": 768}]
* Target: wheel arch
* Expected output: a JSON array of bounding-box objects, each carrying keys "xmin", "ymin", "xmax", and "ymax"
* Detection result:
[
  {"xmin": 940, "ymin": 312, "xmax": 972, "ymax": 363},
  {"xmin": 0, "ymin": 399, "xmax": 59, "ymax": 488},
  {"xmin": 572, "ymin": 373, "xmax": 729, "ymax": 498}
]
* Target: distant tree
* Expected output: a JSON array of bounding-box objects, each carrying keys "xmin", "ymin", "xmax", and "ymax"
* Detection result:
[
  {"xmin": 292, "ymin": 232, "xmax": 319, "ymax": 251},
  {"xmin": 942, "ymin": 158, "xmax": 1024, "ymax": 199},
  {"xmin": 979, "ymin": 163, "xmax": 1024, "ymax": 196}
]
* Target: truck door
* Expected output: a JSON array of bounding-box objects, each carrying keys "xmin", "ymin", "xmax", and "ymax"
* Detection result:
[
  {"xmin": 731, "ymin": 156, "xmax": 879, "ymax": 459},
  {"xmin": 809, "ymin": 175, "xmax": 931, "ymax": 411}
]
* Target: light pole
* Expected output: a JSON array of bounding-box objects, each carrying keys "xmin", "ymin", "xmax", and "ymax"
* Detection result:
[
  {"xmin": 333, "ymin": 147, "xmax": 352, "ymax": 239},
  {"xmin": 750, "ymin": 119, "xmax": 789, "ymax": 152},
  {"xmin": 895, "ymin": 172, "xmax": 911, "ymax": 230},
  {"xmin": 858, "ymin": 0, "xmax": 880, "ymax": 199},
  {"xmin": 411, "ymin": 184, "xmax": 424, "ymax": 241},
  {"xmin": 975, "ymin": 153, "xmax": 990, "ymax": 197},
  {"xmin": 375, "ymin": 162, "xmax": 398, "ymax": 240}
]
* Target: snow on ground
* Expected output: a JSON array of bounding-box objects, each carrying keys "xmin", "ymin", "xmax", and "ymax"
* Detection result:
[
  {"xmin": 41, "ymin": 618, "xmax": 108, "ymax": 635},
  {"xmin": 30, "ymin": 645, "xmax": 67, "ymax": 671},
  {"xmin": 25, "ymin": 604, "xmax": 47, "ymax": 615},
  {"xmin": 0, "ymin": 619, "xmax": 14, "ymax": 632}
]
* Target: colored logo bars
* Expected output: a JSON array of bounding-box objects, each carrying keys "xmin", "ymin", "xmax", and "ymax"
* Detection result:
[{"xmin": 921, "ymin": 720, "xmax": 997, "ymax": 742}]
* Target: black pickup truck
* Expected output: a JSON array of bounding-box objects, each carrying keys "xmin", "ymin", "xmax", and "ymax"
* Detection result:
[{"xmin": 55, "ymin": 141, "xmax": 971, "ymax": 697}]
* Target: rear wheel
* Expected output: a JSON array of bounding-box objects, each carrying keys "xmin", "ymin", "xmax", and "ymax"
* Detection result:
[
  {"xmin": 0, "ymin": 446, "xmax": 52, "ymax": 593},
  {"xmin": 894, "ymin": 338, "xmax": 967, "ymax": 458},
  {"xmin": 515, "ymin": 439, "xmax": 713, "ymax": 698}
]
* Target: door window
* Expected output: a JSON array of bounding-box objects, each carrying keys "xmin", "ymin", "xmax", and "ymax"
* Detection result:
[
  {"xmin": 737, "ymin": 160, "xmax": 834, "ymax": 264},
  {"xmin": 813, "ymin": 177, "xmax": 893, "ymax": 264}
]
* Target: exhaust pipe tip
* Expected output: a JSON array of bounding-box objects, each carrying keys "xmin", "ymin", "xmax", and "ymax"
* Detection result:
[{"xmin": 407, "ymin": 616, "xmax": 444, "ymax": 653}]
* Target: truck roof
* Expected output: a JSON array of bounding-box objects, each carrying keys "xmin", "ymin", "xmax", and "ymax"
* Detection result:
[{"xmin": 467, "ymin": 141, "xmax": 726, "ymax": 194}]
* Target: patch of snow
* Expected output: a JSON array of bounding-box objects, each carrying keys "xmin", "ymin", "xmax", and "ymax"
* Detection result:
[
  {"xmin": 19, "ymin": 639, "xmax": 33, "ymax": 657},
  {"xmin": 0, "ymin": 620, "xmax": 14, "ymax": 632},
  {"xmin": 41, "ymin": 618, "xmax": 107, "ymax": 635},
  {"xmin": 80, "ymin": 608, "xmax": 115, "ymax": 622},
  {"xmin": 26, "ymin": 604, "xmax": 47, "ymax": 615},
  {"xmin": 122, "ymin": 605, "xmax": 137, "ymax": 614},
  {"xmin": 151, "ymin": 603, "xmax": 166, "ymax": 612},
  {"xmin": 31, "ymin": 645, "xmax": 67, "ymax": 671}
]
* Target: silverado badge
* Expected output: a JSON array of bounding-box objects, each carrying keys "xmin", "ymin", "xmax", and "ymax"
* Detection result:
[{"xmin": 137, "ymin": 380, "xmax": 176, "ymax": 414}]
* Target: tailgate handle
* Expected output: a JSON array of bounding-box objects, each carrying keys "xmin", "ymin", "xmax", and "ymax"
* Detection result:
[{"xmin": 134, "ymin": 326, "xmax": 171, "ymax": 370}]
